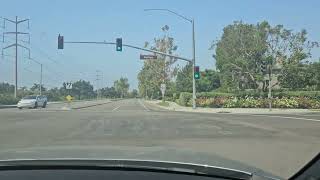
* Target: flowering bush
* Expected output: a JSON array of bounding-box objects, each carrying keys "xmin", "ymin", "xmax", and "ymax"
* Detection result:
[
  {"xmin": 223, "ymin": 98, "xmax": 239, "ymax": 108},
  {"xmin": 196, "ymin": 97, "xmax": 227, "ymax": 108},
  {"xmin": 272, "ymin": 98, "xmax": 299, "ymax": 108},
  {"xmin": 238, "ymin": 97, "xmax": 262, "ymax": 108}
]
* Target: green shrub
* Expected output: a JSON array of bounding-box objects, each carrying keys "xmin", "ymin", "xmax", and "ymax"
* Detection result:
[
  {"xmin": 238, "ymin": 97, "xmax": 262, "ymax": 108},
  {"xmin": 172, "ymin": 93, "xmax": 179, "ymax": 102},
  {"xmin": 272, "ymin": 98, "xmax": 299, "ymax": 108},
  {"xmin": 197, "ymin": 92, "xmax": 234, "ymax": 98},
  {"xmin": 234, "ymin": 90, "xmax": 320, "ymax": 99},
  {"xmin": 178, "ymin": 92, "xmax": 193, "ymax": 106},
  {"xmin": 0, "ymin": 94, "xmax": 19, "ymax": 105},
  {"xmin": 178, "ymin": 91, "xmax": 320, "ymax": 109},
  {"xmin": 223, "ymin": 98, "xmax": 239, "ymax": 108}
]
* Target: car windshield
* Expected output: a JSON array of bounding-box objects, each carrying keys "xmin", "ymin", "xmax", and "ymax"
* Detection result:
[
  {"xmin": 0, "ymin": 1, "xmax": 319, "ymax": 179},
  {"xmin": 22, "ymin": 96, "xmax": 37, "ymax": 100}
]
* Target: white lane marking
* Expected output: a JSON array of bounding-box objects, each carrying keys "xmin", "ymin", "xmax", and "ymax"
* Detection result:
[
  {"xmin": 138, "ymin": 99, "xmax": 150, "ymax": 111},
  {"xmin": 249, "ymin": 114, "xmax": 320, "ymax": 122},
  {"xmin": 112, "ymin": 106, "xmax": 121, "ymax": 112}
]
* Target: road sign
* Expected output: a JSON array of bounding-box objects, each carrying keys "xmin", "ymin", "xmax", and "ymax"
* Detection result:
[
  {"xmin": 140, "ymin": 54, "xmax": 158, "ymax": 60},
  {"xmin": 160, "ymin": 83, "xmax": 166, "ymax": 96},
  {"xmin": 66, "ymin": 95, "xmax": 73, "ymax": 102},
  {"xmin": 66, "ymin": 82, "xmax": 72, "ymax": 90}
]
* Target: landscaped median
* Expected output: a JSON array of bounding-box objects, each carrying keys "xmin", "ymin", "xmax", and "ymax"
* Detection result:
[
  {"xmin": 145, "ymin": 91, "xmax": 320, "ymax": 114},
  {"xmin": 176, "ymin": 91, "xmax": 320, "ymax": 109},
  {"xmin": 146, "ymin": 100, "xmax": 313, "ymax": 114}
]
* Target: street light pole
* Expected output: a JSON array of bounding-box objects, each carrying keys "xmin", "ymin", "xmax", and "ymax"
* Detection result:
[
  {"xmin": 29, "ymin": 58, "xmax": 43, "ymax": 95},
  {"xmin": 192, "ymin": 19, "xmax": 196, "ymax": 109},
  {"xmin": 144, "ymin": 9, "xmax": 196, "ymax": 109},
  {"xmin": 15, "ymin": 16, "xmax": 18, "ymax": 98},
  {"xmin": 40, "ymin": 64, "xmax": 42, "ymax": 95}
]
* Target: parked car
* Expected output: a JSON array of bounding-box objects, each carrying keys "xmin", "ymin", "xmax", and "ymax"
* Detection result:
[{"xmin": 17, "ymin": 95, "xmax": 47, "ymax": 109}]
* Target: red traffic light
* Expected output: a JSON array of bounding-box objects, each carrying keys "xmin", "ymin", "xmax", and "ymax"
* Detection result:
[{"xmin": 194, "ymin": 66, "xmax": 199, "ymax": 72}]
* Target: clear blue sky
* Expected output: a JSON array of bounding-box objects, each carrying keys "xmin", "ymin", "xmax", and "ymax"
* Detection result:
[{"xmin": 0, "ymin": 0, "xmax": 319, "ymax": 90}]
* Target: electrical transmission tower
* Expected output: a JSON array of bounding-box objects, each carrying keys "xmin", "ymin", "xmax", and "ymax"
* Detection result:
[
  {"xmin": 96, "ymin": 70, "xmax": 101, "ymax": 99},
  {"xmin": 1, "ymin": 16, "xmax": 30, "ymax": 98}
]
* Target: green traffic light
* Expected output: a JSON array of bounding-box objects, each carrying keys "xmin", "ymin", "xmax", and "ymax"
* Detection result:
[
  {"xmin": 194, "ymin": 73, "xmax": 200, "ymax": 79},
  {"xmin": 116, "ymin": 38, "xmax": 122, "ymax": 51}
]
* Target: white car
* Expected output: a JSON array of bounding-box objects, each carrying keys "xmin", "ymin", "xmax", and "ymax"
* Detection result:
[{"xmin": 17, "ymin": 95, "xmax": 47, "ymax": 109}]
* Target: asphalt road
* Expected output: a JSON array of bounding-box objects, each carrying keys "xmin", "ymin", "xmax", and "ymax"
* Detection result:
[{"xmin": 0, "ymin": 99, "xmax": 319, "ymax": 179}]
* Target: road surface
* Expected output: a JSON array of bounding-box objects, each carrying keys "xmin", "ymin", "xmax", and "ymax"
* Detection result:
[{"xmin": 0, "ymin": 99, "xmax": 319, "ymax": 178}]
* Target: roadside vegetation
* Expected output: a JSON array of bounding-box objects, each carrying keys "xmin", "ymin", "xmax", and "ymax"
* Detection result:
[
  {"xmin": 137, "ymin": 22, "xmax": 320, "ymax": 109},
  {"xmin": 157, "ymin": 101, "xmax": 170, "ymax": 107},
  {"xmin": 0, "ymin": 78, "xmax": 138, "ymax": 105}
]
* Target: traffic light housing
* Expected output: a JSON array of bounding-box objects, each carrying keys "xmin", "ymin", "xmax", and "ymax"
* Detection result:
[
  {"xmin": 261, "ymin": 61, "xmax": 267, "ymax": 74},
  {"xmin": 58, "ymin": 34, "xmax": 64, "ymax": 49},
  {"xmin": 194, "ymin": 66, "xmax": 200, "ymax": 79},
  {"xmin": 116, "ymin": 38, "xmax": 122, "ymax": 51}
]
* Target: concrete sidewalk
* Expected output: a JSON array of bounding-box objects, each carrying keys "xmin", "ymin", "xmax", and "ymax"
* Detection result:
[{"xmin": 146, "ymin": 100, "xmax": 317, "ymax": 114}]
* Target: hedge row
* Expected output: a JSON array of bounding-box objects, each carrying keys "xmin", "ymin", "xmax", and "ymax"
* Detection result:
[
  {"xmin": 0, "ymin": 94, "xmax": 19, "ymax": 105},
  {"xmin": 177, "ymin": 91, "xmax": 320, "ymax": 109},
  {"xmin": 234, "ymin": 90, "xmax": 320, "ymax": 99}
]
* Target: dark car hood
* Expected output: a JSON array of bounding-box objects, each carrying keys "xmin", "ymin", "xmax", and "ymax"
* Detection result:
[{"xmin": 0, "ymin": 145, "xmax": 281, "ymax": 179}]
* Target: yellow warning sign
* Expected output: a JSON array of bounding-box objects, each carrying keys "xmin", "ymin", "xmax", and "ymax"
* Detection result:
[{"xmin": 66, "ymin": 95, "xmax": 73, "ymax": 102}]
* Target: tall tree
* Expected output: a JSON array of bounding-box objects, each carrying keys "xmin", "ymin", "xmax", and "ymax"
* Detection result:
[
  {"xmin": 30, "ymin": 83, "xmax": 47, "ymax": 93},
  {"xmin": 138, "ymin": 25, "xmax": 178, "ymax": 98},
  {"xmin": 259, "ymin": 22, "xmax": 318, "ymax": 90},
  {"xmin": 0, "ymin": 82, "xmax": 15, "ymax": 94},
  {"xmin": 197, "ymin": 69, "xmax": 221, "ymax": 92},
  {"xmin": 100, "ymin": 87, "xmax": 119, "ymax": 98},
  {"xmin": 309, "ymin": 61, "xmax": 320, "ymax": 90},
  {"xmin": 114, "ymin": 77, "xmax": 129, "ymax": 98},
  {"xmin": 211, "ymin": 21, "xmax": 268, "ymax": 91},
  {"xmin": 175, "ymin": 63, "xmax": 193, "ymax": 93},
  {"xmin": 211, "ymin": 21, "xmax": 319, "ymax": 91},
  {"xmin": 68, "ymin": 80, "xmax": 95, "ymax": 100}
]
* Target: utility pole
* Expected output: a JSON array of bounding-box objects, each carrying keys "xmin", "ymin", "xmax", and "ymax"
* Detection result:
[
  {"xmin": 40, "ymin": 64, "xmax": 42, "ymax": 95},
  {"xmin": 96, "ymin": 70, "xmax": 101, "ymax": 100},
  {"xmin": 1, "ymin": 16, "xmax": 30, "ymax": 98}
]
